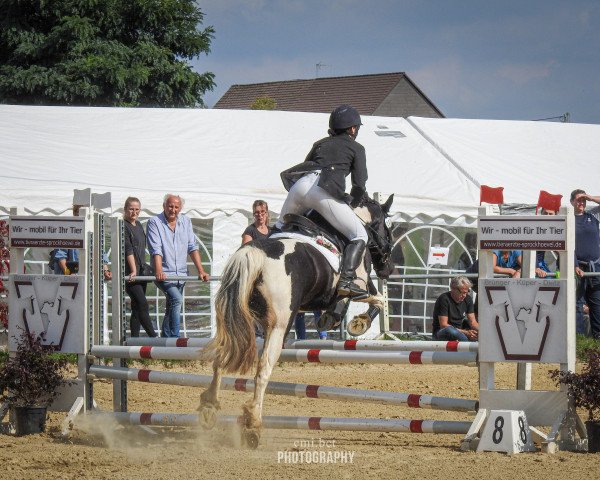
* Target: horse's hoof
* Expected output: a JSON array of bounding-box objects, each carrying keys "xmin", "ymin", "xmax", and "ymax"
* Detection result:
[
  {"xmin": 317, "ymin": 311, "xmax": 340, "ymax": 331},
  {"xmin": 242, "ymin": 429, "xmax": 260, "ymax": 449},
  {"xmin": 347, "ymin": 314, "xmax": 371, "ymax": 337},
  {"xmin": 198, "ymin": 405, "xmax": 218, "ymax": 430}
]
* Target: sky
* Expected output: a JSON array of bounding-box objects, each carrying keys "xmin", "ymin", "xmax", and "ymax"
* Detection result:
[{"xmin": 192, "ymin": 0, "xmax": 600, "ymax": 124}]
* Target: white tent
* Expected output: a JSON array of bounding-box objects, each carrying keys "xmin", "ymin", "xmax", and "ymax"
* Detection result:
[
  {"xmin": 2, "ymin": 105, "xmax": 598, "ymax": 225},
  {"xmin": 407, "ymin": 116, "xmax": 600, "ymax": 207},
  {"xmin": 1, "ymin": 105, "xmax": 478, "ymax": 224}
]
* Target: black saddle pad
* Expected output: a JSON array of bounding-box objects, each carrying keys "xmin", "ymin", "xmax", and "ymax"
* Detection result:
[{"xmin": 280, "ymin": 211, "xmax": 347, "ymax": 253}]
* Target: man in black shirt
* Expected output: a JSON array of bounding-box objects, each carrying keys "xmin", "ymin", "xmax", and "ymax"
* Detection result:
[{"xmin": 432, "ymin": 276, "xmax": 479, "ymax": 342}]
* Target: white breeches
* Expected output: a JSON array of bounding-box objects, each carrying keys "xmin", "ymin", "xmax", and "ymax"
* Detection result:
[{"xmin": 275, "ymin": 172, "xmax": 368, "ymax": 242}]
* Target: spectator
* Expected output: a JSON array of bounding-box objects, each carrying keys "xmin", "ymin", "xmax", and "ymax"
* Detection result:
[
  {"xmin": 147, "ymin": 194, "xmax": 209, "ymax": 338},
  {"xmin": 571, "ymin": 189, "xmax": 600, "ymax": 339},
  {"xmin": 432, "ymin": 275, "xmax": 479, "ymax": 342},
  {"xmin": 535, "ymin": 208, "xmax": 559, "ymax": 278},
  {"xmin": 241, "ymin": 200, "xmax": 271, "ymax": 245},
  {"xmin": 294, "ymin": 312, "xmax": 327, "ymax": 340},
  {"xmin": 242, "ymin": 200, "xmax": 272, "ymax": 339},
  {"xmin": 123, "ymin": 197, "xmax": 156, "ymax": 338},
  {"xmin": 51, "ymin": 204, "xmax": 111, "ymax": 281},
  {"xmin": 493, "ymin": 250, "xmax": 522, "ymax": 278}
]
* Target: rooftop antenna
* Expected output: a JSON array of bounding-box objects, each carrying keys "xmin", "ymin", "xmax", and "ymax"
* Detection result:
[
  {"xmin": 532, "ymin": 112, "xmax": 570, "ymax": 122},
  {"xmin": 316, "ymin": 62, "xmax": 328, "ymax": 78}
]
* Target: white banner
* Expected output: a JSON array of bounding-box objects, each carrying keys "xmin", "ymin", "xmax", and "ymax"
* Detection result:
[
  {"xmin": 478, "ymin": 215, "xmax": 566, "ymax": 250},
  {"xmin": 9, "ymin": 216, "xmax": 85, "ymax": 248}
]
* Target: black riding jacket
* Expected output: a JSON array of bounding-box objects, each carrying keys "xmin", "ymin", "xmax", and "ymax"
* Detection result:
[{"xmin": 280, "ymin": 133, "xmax": 368, "ymax": 203}]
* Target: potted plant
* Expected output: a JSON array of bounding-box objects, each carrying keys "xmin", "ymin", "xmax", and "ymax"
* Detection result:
[
  {"xmin": 0, "ymin": 218, "xmax": 9, "ymax": 333},
  {"xmin": 550, "ymin": 348, "xmax": 600, "ymax": 453},
  {"xmin": 0, "ymin": 329, "xmax": 71, "ymax": 435}
]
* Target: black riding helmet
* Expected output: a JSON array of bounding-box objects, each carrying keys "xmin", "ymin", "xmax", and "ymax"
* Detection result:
[{"xmin": 329, "ymin": 104, "xmax": 362, "ymax": 131}]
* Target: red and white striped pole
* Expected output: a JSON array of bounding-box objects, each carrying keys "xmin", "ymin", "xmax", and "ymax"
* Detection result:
[
  {"xmin": 286, "ymin": 339, "xmax": 478, "ymax": 353},
  {"xmin": 125, "ymin": 337, "xmax": 213, "ymax": 348},
  {"xmin": 278, "ymin": 349, "xmax": 478, "ymax": 366},
  {"xmin": 125, "ymin": 337, "xmax": 477, "ymax": 353},
  {"xmin": 90, "ymin": 345, "xmax": 477, "ymax": 366},
  {"xmin": 90, "ymin": 345, "xmax": 202, "ymax": 361},
  {"xmin": 93, "ymin": 412, "xmax": 472, "ymax": 434},
  {"xmin": 89, "ymin": 365, "xmax": 477, "ymax": 412}
]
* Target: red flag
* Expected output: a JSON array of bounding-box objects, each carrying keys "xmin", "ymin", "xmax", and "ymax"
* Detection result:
[
  {"xmin": 536, "ymin": 190, "xmax": 562, "ymax": 214},
  {"xmin": 480, "ymin": 185, "xmax": 504, "ymax": 205}
]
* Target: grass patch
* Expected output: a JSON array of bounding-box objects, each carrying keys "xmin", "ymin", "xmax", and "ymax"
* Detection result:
[
  {"xmin": 0, "ymin": 350, "xmax": 76, "ymax": 366},
  {"xmin": 576, "ymin": 334, "xmax": 600, "ymax": 362}
]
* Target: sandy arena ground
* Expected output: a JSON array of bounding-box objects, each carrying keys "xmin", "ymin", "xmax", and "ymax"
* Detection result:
[{"xmin": 1, "ymin": 360, "xmax": 598, "ymax": 480}]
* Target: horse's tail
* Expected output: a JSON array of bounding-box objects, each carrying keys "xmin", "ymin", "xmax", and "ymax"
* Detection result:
[{"xmin": 208, "ymin": 245, "xmax": 266, "ymax": 374}]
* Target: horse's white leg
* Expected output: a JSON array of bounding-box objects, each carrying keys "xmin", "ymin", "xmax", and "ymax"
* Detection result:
[
  {"xmin": 241, "ymin": 322, "xmax": 287, "ymax": 448},
  {"xmin": 198, "ymin": 358, "xmax": 222, "ymax": 429}
]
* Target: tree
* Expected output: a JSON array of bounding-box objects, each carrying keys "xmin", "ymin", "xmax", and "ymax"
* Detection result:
[
  {"xmin": 251, "ymin": 96, "xmax": 276, "ymax": 110},
  {"xmin": 0, "ymin": 0, "xmax": 215, "ymax": 107}
]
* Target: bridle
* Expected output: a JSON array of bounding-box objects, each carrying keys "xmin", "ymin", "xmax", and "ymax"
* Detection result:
[{"xmin": 359, "ymin": 200, "xmax": 392, "ymax": 268}]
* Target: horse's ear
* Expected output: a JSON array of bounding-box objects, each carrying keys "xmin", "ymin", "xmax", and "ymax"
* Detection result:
[{"xmin": 382, "ymin": 194, "xmax": 394, "ymax": 215}]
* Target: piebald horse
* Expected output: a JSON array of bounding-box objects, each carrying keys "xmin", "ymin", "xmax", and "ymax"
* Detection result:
[{"xmin": 200, "ymin": 195, "xmax": 394, "ymax": 447}]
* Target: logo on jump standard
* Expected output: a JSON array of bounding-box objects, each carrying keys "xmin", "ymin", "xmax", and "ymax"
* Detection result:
[
  {"xmin": 483, "ymin": 285, "xmax": 560, "ymax": 361},
  {"xmin": 13, "ymin": 280, "xmax": 79, "ymax": 351}
]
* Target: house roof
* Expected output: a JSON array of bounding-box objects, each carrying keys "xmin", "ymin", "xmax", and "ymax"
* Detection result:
[{"xmin": 214, "ymin": 72, "xmax": 443, "ymax": 117}]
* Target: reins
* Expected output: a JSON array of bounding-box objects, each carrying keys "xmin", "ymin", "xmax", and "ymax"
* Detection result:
[{"xmin": 354, "ymin": 201, "xmax": 391, "ymax": 265}]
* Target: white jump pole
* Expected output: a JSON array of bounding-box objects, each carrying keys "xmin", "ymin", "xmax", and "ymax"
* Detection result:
[
  {"xmin": 92, "ymin": 412, "xmax": 472, "ymax": 434},
  {"xmin": 286, "ymin": 339, "xmax": 479, "ymax": 353},
  {"xmin": 124, "ymin": 337, "xmax": 478, "ymax": 353},
  {"xmin": 278, "ymin": 349, "xmax": 477, "ymax": 366},
  {"xmin": 89, "ymin": 345, "xmax": 477, "ymax": 366},
  {"xmin": 125, "ymin": 337, "xmax": 213, "ymax": 347},
  {"xmin": 89, "ymin": 365, "xmax": 478, "ymax": 412},
  {"xmin": 90, "ymin": 345, "xmax": 202, "ymax": 361}
]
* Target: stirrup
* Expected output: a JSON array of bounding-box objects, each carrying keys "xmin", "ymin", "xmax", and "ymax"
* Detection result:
[{"xmin": 337, "ymin": 282, "xmax": 368, "ymax": 298}]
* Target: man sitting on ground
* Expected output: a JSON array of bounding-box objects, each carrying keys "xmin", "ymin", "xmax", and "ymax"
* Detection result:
[{"xmin": 432, "ymin": 275, "xmax": 479, "ymax": 342}]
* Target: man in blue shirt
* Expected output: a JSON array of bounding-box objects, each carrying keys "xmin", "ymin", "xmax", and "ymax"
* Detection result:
[
  {"xmin": 51, "ymin": 204, "xmax": 111, "ymax": 280},
  {"xmin": 535, "ymin": 208, "xmax": 559, "ymax": 278},
  {"xmin": 147, "ymin": 194, "xmax": 210, "ymax": 337},
  {"xmin": 492, "ymin": 250, "xmax": 522, "ymax": 278},
  {"xmin": 571, "ymin": 189, "xmax": 600, "ymax": 338}
]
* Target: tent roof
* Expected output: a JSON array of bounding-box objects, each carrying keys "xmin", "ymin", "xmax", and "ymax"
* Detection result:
[
  {"xmin": 1, "ymin": 105, "xmax": 598, "ymax": 226},
  {"xmin": 408, "ymin": 116, "xmax": 600, "ymax": 207},
  {"xmin": 0, "ymin": 105, "xmax": 476, "ymax": 224}
]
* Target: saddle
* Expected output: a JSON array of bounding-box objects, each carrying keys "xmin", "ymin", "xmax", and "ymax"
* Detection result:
[
  {"xmin": 280, "ymin": 210, "xmax": 348, "ymax": 254},
  {"xmin": 279, "ymin": 211, "xmax": 370, "ymax": 332}
]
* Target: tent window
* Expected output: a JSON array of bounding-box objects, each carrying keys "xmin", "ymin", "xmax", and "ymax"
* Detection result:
[{"xmin": 375, "ymin": 130, "xmax": 405, "ymax": 138}]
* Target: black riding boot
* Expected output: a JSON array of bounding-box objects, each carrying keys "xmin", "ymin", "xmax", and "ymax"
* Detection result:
[{"xmin": 337, "ymin": 239, "xmax": 368, "ymax": 298}]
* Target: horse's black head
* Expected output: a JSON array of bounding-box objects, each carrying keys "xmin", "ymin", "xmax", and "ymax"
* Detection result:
[{"xmin": 360, "ymin": 194, "xmax": 394, "ymax": 279}]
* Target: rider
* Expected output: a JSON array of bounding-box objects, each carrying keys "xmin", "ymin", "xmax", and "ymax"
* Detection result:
[{"xmin": 274, "ymin": 104, "xmax": 369, "ymax": 298}]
